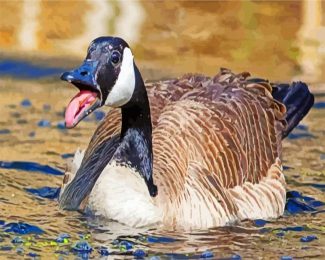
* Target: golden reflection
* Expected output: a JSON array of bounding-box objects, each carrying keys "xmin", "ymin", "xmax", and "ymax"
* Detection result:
[
  {"xmin": 297, "ymin": 0, "xmax": 324, "ymax": 82},
  {"xmin": 0, "ymin": 0, "xmax": 145, "ymax": 57},
  {"xmin": 0, "ymin": 0, "xmax": 313, "ymax": 79},
  {"xmin": 18, "ymin": 0, "xmax": 41, "ymax": 51},
  {"xmin": 0, "ymin": 2, "xmax": 21, "ymax": 48},
  {"xmin": 56, "ymin": 0, "xmax": 112, "ymax": 56}
]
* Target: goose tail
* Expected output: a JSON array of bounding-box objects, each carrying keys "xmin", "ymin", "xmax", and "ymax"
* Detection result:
[{"xmin": 271, "ymin": 82, "xmax": 314, "ymax": 138}]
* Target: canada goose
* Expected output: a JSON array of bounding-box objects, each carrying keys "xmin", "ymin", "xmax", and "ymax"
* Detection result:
[{"xmin": 59, "ymin": 36, "xmax": 314, "ymax": 229}]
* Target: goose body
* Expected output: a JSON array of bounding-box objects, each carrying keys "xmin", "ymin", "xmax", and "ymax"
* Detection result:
[{"xmin": 59, "ymin": 37, "xmax": 314, "ymax": 230}]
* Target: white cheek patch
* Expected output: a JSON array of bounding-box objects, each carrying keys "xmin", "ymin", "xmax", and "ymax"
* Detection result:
[{"xmin": 105, "ymin": 47, "xmax": 136, "ymax": 107}]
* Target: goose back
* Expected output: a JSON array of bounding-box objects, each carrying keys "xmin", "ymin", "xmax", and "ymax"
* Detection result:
[{"xmin": 149, "ymin": 70, "xmax": 287, "ymax": 227}]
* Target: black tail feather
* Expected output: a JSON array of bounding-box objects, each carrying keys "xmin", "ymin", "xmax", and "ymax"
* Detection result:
[
  {"xmin": 272, "ymin": 82, "xmax": 314, "ymax": 139},
  {"xmin": 247, "ymin": 78, "xmax": 314, "ymax": 139}
]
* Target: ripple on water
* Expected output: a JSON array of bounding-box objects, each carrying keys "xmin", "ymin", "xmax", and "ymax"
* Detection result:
[
  {"xmin": 2, "ymin": 222, "xmax": 44, "ymax": 235},
  {"xmin": 0, "ymin": 161, "xmax": 63, "ymax": 175},
  {"xmin": 0, "ymin": 77, "xmax": 325, "ymax": 258},
  {"xmin": 285, "ymin": 190, "xmax": 324, "ymax": 214},
  {"xmin": 313, "ymin": 101, "xmax": 325, "ymax": 109},
  {"xmin": 25, "ymin": 187, "xmax": 60, "ymax": 200}
]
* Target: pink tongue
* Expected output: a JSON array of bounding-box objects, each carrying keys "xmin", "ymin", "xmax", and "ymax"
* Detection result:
[{"xmin": 65, "ymin": 90, "xmax": 97, "ymax": 128}]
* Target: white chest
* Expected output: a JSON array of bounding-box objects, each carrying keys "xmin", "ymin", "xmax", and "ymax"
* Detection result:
[{"xmin": 87, "ymin": 162, "xmax": 162, "ymax": 228}]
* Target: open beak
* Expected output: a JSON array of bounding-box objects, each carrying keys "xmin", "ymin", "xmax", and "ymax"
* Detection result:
[{"xmin": 61, "ymin": 60, "xmax": 102, "ymax": 128}]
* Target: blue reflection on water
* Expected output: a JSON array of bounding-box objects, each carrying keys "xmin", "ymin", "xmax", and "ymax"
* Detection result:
[
  {"xmin": 0, "ymin": 59, "xmax": 65, "ymax": 79},
  {"xmin": 0, "ymin": 161, "xmax": 63, "ymax": 175}
]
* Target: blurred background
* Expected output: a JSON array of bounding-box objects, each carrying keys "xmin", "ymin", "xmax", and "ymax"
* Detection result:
[
  {"xmin": 0, "ymin": 1, "xmax": 325, "ymax": 259},
  {"xmin": 0, "ymin": 0, "xmax": 325, "ymax": 83}
]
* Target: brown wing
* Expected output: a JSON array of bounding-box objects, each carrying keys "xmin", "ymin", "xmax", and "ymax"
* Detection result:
[
  {"xmin": 151, "ymin": 69, "xmax": 286, "ymax": 212},
  {"xmin": 83, "ymin": 108, "xmax": 121, "ymax": 162}
]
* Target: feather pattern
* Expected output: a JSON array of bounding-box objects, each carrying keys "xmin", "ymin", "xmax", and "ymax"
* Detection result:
[{"xmin": 61, "ymin": 69, "xmax": 293, "ymax": 229}]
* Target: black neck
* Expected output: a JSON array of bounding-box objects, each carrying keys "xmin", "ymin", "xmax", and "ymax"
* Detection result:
[{"xmin": 113, "ymin": 64, "xmax": 157, "ymax": 197}]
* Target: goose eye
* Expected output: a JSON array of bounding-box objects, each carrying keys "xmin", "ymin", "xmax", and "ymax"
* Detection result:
[{"xmin": 111, "ymin": 51, "xmax": 120, "ymax": 65}]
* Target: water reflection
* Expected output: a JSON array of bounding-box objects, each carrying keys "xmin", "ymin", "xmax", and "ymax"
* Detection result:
[
  {"xmin": 1, "ymin": 1, "xmax": 325, "ymax": 82},
  {"xmin": 297, "ymin": 0, "xmax": 325, "ymax": 82},
  {"xmin": 59, "ymin": 0, "xmax": 112, "ymax": 56},
  {"xmin": 1, "ymin": 0, "xmax": 145, "ymax": 57},
  {"xmin": 62, "ymin": 0, "xmax": 145, "ymax": 55},
  {"xmin": 18, "ymin": 0, "xmax": 41, "ymax": 51}
]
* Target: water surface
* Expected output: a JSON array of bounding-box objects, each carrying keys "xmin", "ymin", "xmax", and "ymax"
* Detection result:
[{"xmin": 0, "ymin": 1, "xmax": 325, "ymax": 259}]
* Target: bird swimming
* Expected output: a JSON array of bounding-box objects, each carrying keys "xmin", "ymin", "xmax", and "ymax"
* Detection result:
[{"xmin": 59, "ymin": 36, "xmax": 314, "ymax": 230}]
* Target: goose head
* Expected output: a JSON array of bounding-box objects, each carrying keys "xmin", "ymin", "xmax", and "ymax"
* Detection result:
[
  {"xmin": 59, "ymin": 37, "xmax": 156, "ymax": 211},
  {"xmin": 61, "ymin": 36, "xmax": 137, "ymax": 128}
]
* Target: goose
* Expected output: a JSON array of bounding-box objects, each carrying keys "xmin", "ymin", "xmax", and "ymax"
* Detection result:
[{"xmin": 58, "ymin": 36, "xmax": 314, "ymax": 230}]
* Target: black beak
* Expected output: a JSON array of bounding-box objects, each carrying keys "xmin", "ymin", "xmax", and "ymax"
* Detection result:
[
  {"xmin": 61, "ymin": 60, "xmax": 103, "ymax": 129},
  {"xmin": 60, "ymin": 60, "xmax": 101, "ymax": 95}
]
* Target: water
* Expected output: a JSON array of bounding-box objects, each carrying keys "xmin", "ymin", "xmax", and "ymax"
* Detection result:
[
  {"xmin": 0, "ymin": 69, "xmax": 324, "ymax": 260},
  {"xmin": 0, "ymin": 1, "xmax": 325, "ymax": 259}
]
